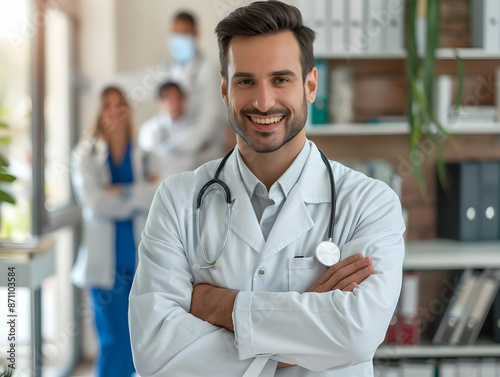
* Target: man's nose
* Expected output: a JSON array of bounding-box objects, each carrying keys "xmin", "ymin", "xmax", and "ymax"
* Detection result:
[{"xmin": 252, "ymin": 83, "xmax": 276, "ymax": 113}]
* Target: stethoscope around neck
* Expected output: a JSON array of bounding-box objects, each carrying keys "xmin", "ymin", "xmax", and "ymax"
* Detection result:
[{"xmin": 192, "ymin": 148, "xmax": 340, "ymax": 270}]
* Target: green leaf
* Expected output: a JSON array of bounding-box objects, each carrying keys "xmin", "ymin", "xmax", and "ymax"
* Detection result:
[
  {"xmin": 0, "ymin": 189, "xmax": 16, "ymax": 204},
  {"xmin": 0, "ymin": 121, "xmax": 8, "ymax": 129},
  {"xmin": 436, "ymin": 144, "xmax": 448, "ymax": 191},
  {"xmin": 423, "ymin": 0, "xmax": 440, "ymax": 103},
  {"xmin": 0, "ymin": 155, "xmax": 8, "ymax": 166},
  {"xmin": 0, "ymin": 137, "xmax": 11, "ymax": 145},
  {"xmin": 452, "ymin": 49, "xmax": 465, "ymax": 117},
  {"xmin": 0, "ymin": 173, "xmax": 16, "ymax": 182}
]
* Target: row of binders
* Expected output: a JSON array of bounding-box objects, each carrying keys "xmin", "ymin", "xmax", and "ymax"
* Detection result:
[
  {"xmin": 384, "ymin": 269, "xmax": 500, "ymax": 347},
  {"xmin": 292, "ymin": 0, "xmax": 405, "ymax": 55},
  {"xmin": 437, "ymin": 161, "xmax": 500, "ymax": 242},
  {"xmin": 375, "ymin": 359, "xmax": 500, "ymax": 377}
]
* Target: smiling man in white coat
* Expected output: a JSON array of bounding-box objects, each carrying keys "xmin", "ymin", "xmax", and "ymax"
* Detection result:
[{"xmin": 129, "ymin": 1, "xmax": 406, "ymax": 376}]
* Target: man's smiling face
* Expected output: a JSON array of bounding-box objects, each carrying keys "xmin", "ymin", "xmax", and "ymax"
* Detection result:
[{"xmin": 221, "ymin": 30, "xmax": 317, "ymax": 153}]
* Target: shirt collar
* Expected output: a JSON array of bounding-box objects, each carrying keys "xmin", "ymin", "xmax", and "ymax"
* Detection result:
[{"xmin": 235, "ymin": 141, "xmax": 311, "ymax": 201}]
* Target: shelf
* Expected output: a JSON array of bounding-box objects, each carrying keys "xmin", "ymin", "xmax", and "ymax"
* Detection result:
[
  {"xmin": 376, "ymin": 343, "xmax": 500, "ymax": 359},
  {"xmin": 306, "ymin": 122, "xmax": 500, "ymax": 136},
  {"xmin": 315, "ymin": 48, "xmax": 500, "ymax": 61},
  {"xmin": 404, "ymin": 239, "xmax": 500, "ymax": 271}
]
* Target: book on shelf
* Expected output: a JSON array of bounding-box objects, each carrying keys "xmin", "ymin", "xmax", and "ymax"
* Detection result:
[
  {"xmin": 478, "ymin": 162, "xmax": 500, "ymax": 241},
  {"xmin": 454, "ymin": 269, "xmax": 500, "ymax": 345},
  {"xmin": 432, "ymin": 269, "xmax": 500, "ymax": 346},
  {"xmin": 437, "ymin": 162, "xmax": 481, "ymax": 241},
  {"xmin": 311, "ymin": 59, "xmax": 328, "ymax": 125},
  {"xmin": 432, "ymin": 269, "xmax": 475, "ymax": 345}
]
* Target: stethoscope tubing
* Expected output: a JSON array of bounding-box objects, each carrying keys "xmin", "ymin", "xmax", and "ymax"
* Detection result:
[{"xmin": 195, "ymin": 147, "xmax": 337, "ymax": 269}]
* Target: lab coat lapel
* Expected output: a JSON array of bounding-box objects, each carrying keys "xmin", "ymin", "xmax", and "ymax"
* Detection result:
[
  {"xmin": 261, "ymin": 185, "xmax": 314, "ymax": 261},
  {"xmin": 223, "ymin": 153, "xmax": 266, "ymax": 254},
  {"xmin": 261, "ymin": 143, "xmax": 332, "ymax": 262}
]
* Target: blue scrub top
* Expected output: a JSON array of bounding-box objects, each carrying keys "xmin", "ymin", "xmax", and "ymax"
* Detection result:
[{"xmin": 107, "ymin": 142, "xmax": 136, "ymax": 273}]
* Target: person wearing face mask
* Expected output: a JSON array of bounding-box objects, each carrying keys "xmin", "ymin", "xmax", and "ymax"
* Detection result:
[
  {"xmin": 70, "ymin": 87, "xmax": 159, "ymax": 377},
  {"xmin": 153, "ymin": 11, "xmax": 225, "ymax": 168},
  {"xmin": 138, "ymin": 82, "xmax": 207, "ymax": 179}
]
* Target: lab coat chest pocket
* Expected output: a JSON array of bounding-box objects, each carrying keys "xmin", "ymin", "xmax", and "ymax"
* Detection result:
[{"xmin": 288, "ymin": 257, "xmax": 327, "ymax": 293}]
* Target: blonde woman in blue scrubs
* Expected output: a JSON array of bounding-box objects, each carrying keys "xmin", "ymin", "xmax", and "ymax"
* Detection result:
[{"xmin": 71, "ymin": 87, "xmax": 159, "ymax": 377}]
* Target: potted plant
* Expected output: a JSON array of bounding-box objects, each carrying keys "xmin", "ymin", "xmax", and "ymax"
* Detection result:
[{"xmin": 406, "ymin": 0, "xmax": 464, "ymax": 195}]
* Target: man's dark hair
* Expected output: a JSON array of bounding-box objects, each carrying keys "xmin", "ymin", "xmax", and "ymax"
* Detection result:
[
  {"xmin": 214, "ymin": 0, "xmax": 315, "ymax": 82},
  {"xmin": 158, "ymin": 82, "xmax": 184, "ymax": 100},
  {"xmin": 174, "ymin": 11, "xmax": 197, "ymax": 29}
]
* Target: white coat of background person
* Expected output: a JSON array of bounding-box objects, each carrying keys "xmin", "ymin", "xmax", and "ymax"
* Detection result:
[
  {"xmin": 138, "ymin": 82, "xmax": 206, "ymax": 179},
  {"xmin": 70, "ymin": 87, "xmax": 160, "ymax": 377},
  {"xmin": 129, "ymin": 2, "xmax": 406, "ymax": 377},
  {"xmin": 71, "ymin": 88, "xmax": 160, "ymax": 289}
]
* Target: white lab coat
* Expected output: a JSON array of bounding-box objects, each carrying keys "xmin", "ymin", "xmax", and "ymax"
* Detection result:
[
  {"xmin": 138, "ymin": 112, "xmax": 208, "ymax": 179},
  {"xmin": 129, "ymin": 141, "xmax": 406, "ymax": 377},
  {"xmin": 70, "ymin": 139, "xmax": 159, "ymax": 289}
]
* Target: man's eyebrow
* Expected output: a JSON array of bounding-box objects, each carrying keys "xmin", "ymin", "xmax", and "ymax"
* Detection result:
[
  {"xmin": 232, "ymin": 72, "xmax": 255, "ymax": 79},
  {"xmin": 231, "ymin": 70, "xmax": 298, "ymax": 79},
  {"xmin": 269, "ymin": 69, "xmax": 297, "ymax": 77}
]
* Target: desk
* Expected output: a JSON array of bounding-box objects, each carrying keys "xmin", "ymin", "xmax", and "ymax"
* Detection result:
[{"xmin": 0, "ymin": 236, "xmax": 56, "ymax": 377}]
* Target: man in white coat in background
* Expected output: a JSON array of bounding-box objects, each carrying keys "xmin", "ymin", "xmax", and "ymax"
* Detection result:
[
  {"xmin": 138, "ymin": 82, "xmax": 209, "ymax": 179},
  {"xmin": 129, "ymin": 1, "xmax": 405, "ymax": 376}
]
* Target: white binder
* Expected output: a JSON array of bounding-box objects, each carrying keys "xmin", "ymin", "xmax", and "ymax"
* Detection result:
[
  {"xmin": 385, "ymin": 0, "xmax": 405, "ymax": 51},
  {"xmin": 330, "ymin": 0, "xmax": 347, "ymax": 53},
  {"xmin": 364, "ymin": 0, "xmax": 384, "ymax": 52},
  {"xmin": 310, "ymin": 0, "xmax": 329, "ymax": 55},
  {"xmin": 348, "ymin": 0, "xmax": 365, "ymax": 53},
  {"xmin": 472, "ymin": 0, "xmax": 500, "ymax": 51}
]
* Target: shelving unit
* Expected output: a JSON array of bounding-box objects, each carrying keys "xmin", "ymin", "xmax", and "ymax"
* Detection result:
[{"xmin": 309, "ymin": 2, "xmax": 500, "ymax": 365}]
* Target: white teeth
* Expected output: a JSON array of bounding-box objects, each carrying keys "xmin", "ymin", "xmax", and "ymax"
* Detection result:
[{"xmin": 250, "ymin": 116, "xmax": 283, "ymax": 125}]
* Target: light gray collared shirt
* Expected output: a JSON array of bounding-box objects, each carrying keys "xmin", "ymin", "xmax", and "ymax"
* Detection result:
[{"xmin": 235, "ymin": 141, "xmax": 311, "ymax": 240}]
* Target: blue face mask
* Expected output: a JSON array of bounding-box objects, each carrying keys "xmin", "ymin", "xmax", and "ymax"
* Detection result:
[{"xmin": 169, "ymin": 34, "xmax": 196, "ymax": 64}]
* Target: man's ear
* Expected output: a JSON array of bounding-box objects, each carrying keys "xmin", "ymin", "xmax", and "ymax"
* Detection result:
[
  {"xmin": 220, "ymin": 71, "xmax": 228, "ymax": 106},
  {"xmin": 305, "ymin": 67, "xmax": 318, "ymax": 104}
]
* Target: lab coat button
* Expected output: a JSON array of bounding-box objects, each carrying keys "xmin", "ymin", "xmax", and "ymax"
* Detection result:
[{"xmin": 258, "ymin": 268, "xmax": 266, "ymax": 277}]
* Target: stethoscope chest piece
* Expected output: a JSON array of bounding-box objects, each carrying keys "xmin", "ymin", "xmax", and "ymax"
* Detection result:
[{"xmin": 315, "ymin": 240, "xmax": 341, "ymax": 267}]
